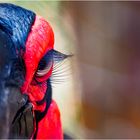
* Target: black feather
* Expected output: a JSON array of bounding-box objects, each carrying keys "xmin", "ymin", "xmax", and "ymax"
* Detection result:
[{"xmin": 0, "ymin": 3, "xmax": 35, "ymax": 54}]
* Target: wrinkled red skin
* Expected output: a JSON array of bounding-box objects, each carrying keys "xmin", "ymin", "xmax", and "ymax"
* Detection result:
[
  {"xmin": 20, "ymin": 16, "xmax": 63, "ymax": 139},
  {"xmin": 32, "ymin": 100, "xmax": 63, "ymax": 139}
]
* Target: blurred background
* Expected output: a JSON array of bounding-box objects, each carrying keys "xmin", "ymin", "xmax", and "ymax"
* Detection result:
[{"xmin": 2, "ymin": 1, "xmax": 140, "ymax": 139}]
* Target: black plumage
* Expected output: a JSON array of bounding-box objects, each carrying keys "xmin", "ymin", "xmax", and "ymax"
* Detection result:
[{"xmin": 0, "ymin": 3, "xmax": 35, "ymax": 53}]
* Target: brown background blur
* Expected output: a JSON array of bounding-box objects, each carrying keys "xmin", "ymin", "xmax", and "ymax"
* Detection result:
[
  {"xmin": 62, "ymin": 1, "xmax": 140, "ymax": 138},
  {"xmin": 3, "ymin": 1, "xmax": 140, "ymax": 139}
]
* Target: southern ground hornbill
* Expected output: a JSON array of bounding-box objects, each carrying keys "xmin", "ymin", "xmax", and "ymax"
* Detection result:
[{"xmin": 0, "ymin": 3, "xmax": 71, "ymax": 139}]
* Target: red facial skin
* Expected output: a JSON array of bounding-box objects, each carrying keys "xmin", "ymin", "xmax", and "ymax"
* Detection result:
[{"xmin": 20, "ymin": 16, "xmax": 63, "ymax": 139}]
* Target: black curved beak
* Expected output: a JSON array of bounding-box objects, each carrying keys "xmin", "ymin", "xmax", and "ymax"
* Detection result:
[
  {"xmin": 0, "ymin": 63, "xmax": 12, "ymax": 138},
  {"xmin": 0, "ymin": 45, "xmax": 13, "ymax": 138},
  {"xmin": 0, "ymin": 31, "xmax": 24, "ymax": 138}
]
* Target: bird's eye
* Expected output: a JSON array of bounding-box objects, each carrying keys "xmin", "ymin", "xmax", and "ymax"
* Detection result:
[
  {"xmin": 35, "ymin": 49, "xmax": 70, "ymax": 77},
  {"xmin": 36, "ymin": 58, "xmax": 53, "ymax": 77},
  {"xmin": 36, "ymin": 61, "xmax": 52, "ymax": 77}
]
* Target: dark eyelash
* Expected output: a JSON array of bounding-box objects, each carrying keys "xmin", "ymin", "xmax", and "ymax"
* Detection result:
[
  {"xmin": 35, "ymin": 49, "xmax": 73, "ymax": 85},
  {"xmin": 51, "ymin": 52, "xmax": 73, "ymax": 86},
  {"xmin": 38, "ymin": 49, "xmax": 72, "ymax": 71},
  {"xmin": 50, "ymin": 59, "xmax": 72, "ymax": 85}
]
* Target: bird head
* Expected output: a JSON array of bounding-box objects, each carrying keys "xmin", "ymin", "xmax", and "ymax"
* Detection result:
[{"xmin": 0, "ymin": 3, "xmax": 69, "ymax": 139}]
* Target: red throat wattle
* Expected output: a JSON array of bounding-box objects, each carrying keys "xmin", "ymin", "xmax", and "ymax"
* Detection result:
[{"xmin": 20, "ymin": 16, "xmax": 63, "ymax": 139}]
